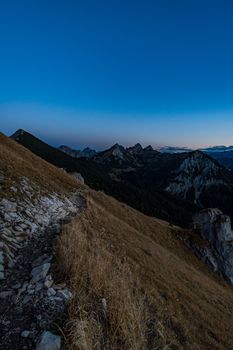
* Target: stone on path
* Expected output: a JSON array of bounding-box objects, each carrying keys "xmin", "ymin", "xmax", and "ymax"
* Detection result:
[{"xmin": 36, "ymin": 331, "xmax": 61, "ymax": 350}]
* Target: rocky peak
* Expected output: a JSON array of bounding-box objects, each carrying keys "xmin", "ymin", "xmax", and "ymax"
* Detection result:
[
  {"xmin": 11, "ymin": 129, "xmax": 26, "ymax": 141},
  {"xmin": 111, "ymin": 144, "xmax": 125, "ymax": 159},
  {"xmin": 193, "ymin": 208, "xmax": 233, "ymax": 284},
  {"xmin": 128, "ymin": 143, "xmax": 143, "ymax": 153},
  {"xmin": 59, "ymin": 145, "xmax": 96, "ymax": 159},
  {"xmin": 166, "ymin": 151, "xmax": 223, "ymax": 205},
  {"xmin": 179, "ymin": 151, "xmax": 218, "ymax": 174},
  {"xmin": 81, "ymin": 147, "xmax": 96, "ymax": 158},
  {"xmin": 144, "ymin": 145, "xmax": 153, "ymax": 151}
]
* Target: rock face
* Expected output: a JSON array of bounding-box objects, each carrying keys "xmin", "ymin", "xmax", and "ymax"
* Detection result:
[
  {"xmin": 166, "ymin": 152, "xmax": 224, "ymax": 206},
  {"xmin": 193, "ymin": 208, "xmax": 233, "ymax": 284}
]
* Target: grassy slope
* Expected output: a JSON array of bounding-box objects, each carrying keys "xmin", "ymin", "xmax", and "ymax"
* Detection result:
[
  {"xmin": 12, "ymin": 130, "xmax": 194, "ymax": 226},
  {"xmin": 58, "ymin": 189, "xmax": 233, "ymax": 350},
  {"xmin": 0, "ymin": 132, "xmax": 82, "ymax": 198},
  {"xmin": 2, "ymin": 133, "xmax": 233, "ymax": 348}
]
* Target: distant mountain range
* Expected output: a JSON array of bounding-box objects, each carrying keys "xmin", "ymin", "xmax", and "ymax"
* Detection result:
[
  {"xmin": 159, "ymin": 145, "xmax": 233, "ymax": 153},
  {"xmin": 159, "ymin": 145, "xmax": 233, "ymax": 171},
  {"xmin": 57, "ymin": 142, "xmax": 233, "ymax": 171},
  {"xmin": 11, "ymin": 129, "xmax": 233, "ymax": 226}
]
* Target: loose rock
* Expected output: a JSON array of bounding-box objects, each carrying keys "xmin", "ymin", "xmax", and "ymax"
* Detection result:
[{"xmin": 36, "ymin": 331, "xmax": 61, "ymax": 350}]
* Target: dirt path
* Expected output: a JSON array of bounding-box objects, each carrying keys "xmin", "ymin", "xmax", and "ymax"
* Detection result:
[{"xmin": 0, "ymin": 195, "xmax": 85, "ymax": 350}]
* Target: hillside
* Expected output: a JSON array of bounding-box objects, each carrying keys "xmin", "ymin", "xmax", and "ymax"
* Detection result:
[
  {"xmin": 0, "ymin": 132, "xmax": 85, "ymax": 349},
  {"xmin": 1, "ymin": 132, "xmax": 233, "ymax": 349},
  {"xmin": 11, "ymin": 130, "xmax": 194, "ymax": 226},
  {"xmin": 58, "ymin": 188, "xmax": 233, "ymax": 350}
]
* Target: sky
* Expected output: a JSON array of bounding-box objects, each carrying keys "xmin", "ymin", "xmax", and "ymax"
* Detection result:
[{"xmin": 0, "ymin": 0, "xmax": 233, "ymax": 150}]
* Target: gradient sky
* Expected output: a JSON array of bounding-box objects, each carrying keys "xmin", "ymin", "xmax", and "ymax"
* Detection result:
[{"xmin": 0, "ymin": 0, "xmax": 233, "ymax": 150}]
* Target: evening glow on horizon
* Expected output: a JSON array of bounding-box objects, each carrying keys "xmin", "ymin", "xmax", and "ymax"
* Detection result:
[{"xmin": 0, "ymin": 1, "xmax": 233, "ymax": 149}]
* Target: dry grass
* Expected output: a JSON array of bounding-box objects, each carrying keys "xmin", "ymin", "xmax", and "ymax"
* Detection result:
[
  {"xmin": 2, "ymin": 132, "xmax": 233, "ymax": 349},
  {"xmin": 57, "ymin": 218, "xmax": 151, "ymax": 349},
  {"xmin": 57, "ymin": 190, "xmax": 233, "ymax": 350},
  {"xmin": 0, "ymin": 132, "xmax": 83, "ymax": 198}
]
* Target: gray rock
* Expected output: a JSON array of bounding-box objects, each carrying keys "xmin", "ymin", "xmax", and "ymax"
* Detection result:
[
  {"xmin": 22, "ymin": 295, "xmax": 31, "ymax": 305},
  {"xmin": 12, "ymin": 283, "xmax": 21, "ymax": 289},
  {"xmin": 32, "ymin": 255, "xmax": 52, "ymax": 268},
  {"xmin": 31, "ymin": 263, "xmax": 51, "ymax": 283},
  {"xmin": 47, "ymin": 288, "xmax": 56, "ymax": 297},
  {"xmin": 0, "ymin": 271, "xmax": 5, "ymax": 279},
  {"xmin": 36, "ymin": 331, "xmax": 61, "ymax": 350},
  {"xmin": 35, "ymin": 282, "xmax": 44, "ymax": 292},
  {"xmin": 0, "ymin": 291, "xmax": 13, "ymax": 299},
  {"xmin": 44, "ymin": 275, "xmax": 53, "ymax": 289},
  {"xmin": 72, "ymin": 172, "xmax": 85, "ymax": 184},
  {"xmin": 28, "ymin": 289, "xmax": 35, "ymax": 295},
  {"xmin": 193, "ymin": 208, "xmax": 233, "ymax": 284},
  {"xmin": 21, "ymin": 330, "xmax": 30, "ymax": 338},
  {"xmin": 57, "ymin": 288, "xmax": 72, "ymax": 301}
]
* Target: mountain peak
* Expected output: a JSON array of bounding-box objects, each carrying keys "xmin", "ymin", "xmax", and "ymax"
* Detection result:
[
  {"xmin": 112, "ymin": 143, "xmax": 124, "ymax": 149},
  {"xmin": 144, "ymin": 145, "xmax": 153, "ymax": 151},
  {"xmin": 127, "ymin": 143, "xmax": 143, "ymax": 153},
  {"xmin": 111, "ymin": 143, "xmax": 125, "ymax": 159},
  {"xmin": 11, "ymin": 129, "xmax": 26, "ymax": 140},
  {"xmin": 132, "ymin": 143, "xmax": 143, "ymax": 151}
]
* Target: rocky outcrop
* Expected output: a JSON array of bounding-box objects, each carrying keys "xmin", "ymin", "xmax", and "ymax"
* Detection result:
[
  {"xmin": 71, "ymin": 172, "xmax": 85, "ymax": 184},
  {"xmin": 166, "ymin": 151, "xmax": 224, "ymax": 206},
  {"xmin": 0, "ymin": 176, "xmax": 80, "ymax": 280},
  {"xmin": 192, "ymin": 208, "xmax": 233, "ymax": 284}
]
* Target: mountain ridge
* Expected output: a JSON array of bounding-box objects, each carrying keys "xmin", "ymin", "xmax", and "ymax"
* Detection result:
[{"xmin": 10, "ymin": 129, "xmax": 233, "ymax": 227}]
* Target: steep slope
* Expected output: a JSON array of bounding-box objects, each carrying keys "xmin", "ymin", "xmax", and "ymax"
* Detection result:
[
  {"xmin": 2, "ymin": 132, "xmax": 233, "ymax": 349},
  {"xmin": 58, "ymin": 188, "xmax": 233, "ymax": 350},
  {"xmin": 0, "ymin": 132, "xmax": 86, "ymax": 349},
  {"xmin": 12, "ymin": 129, "xmax": 233, "ymax": 227},
  {"xmin": 165, "ymin": 151, "xmax": 233, "ymax": 217},
  {"xmin": 11, "ymin": 130, "xmax": 194, "ymax": 226},
  {"xmin": 0, "ymin": 130, "xmax": 85, "ymax": 278},
  {"xmin": 207, "ymin": 150, "xmax": 233, "ymax": 171}
]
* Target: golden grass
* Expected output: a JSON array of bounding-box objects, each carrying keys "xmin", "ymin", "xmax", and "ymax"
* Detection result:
[
  {"xmin": 2, "ymin": 132, "xmax": 233, "ymax": 349},
  {"xmin": 57, "ymin": 219, "xmax": 151, "ymax": 349},
  {"xmin": 0, "ymin": 132, "xmax": 82, "ymax": 197},
  {"xmin": 57, "ymin": 190, "xmax": 233, "ymax": 350}
]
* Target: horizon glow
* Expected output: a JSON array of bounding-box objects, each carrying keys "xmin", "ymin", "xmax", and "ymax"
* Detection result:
[{"xmin": 1, "ymin": 103, "xmax": 233, "ymax": 150}]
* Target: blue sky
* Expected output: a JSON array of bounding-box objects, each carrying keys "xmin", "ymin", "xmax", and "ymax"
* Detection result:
[{"xmin": 0, "ymin": 0, "xmax": 233, "ymax": 149}]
